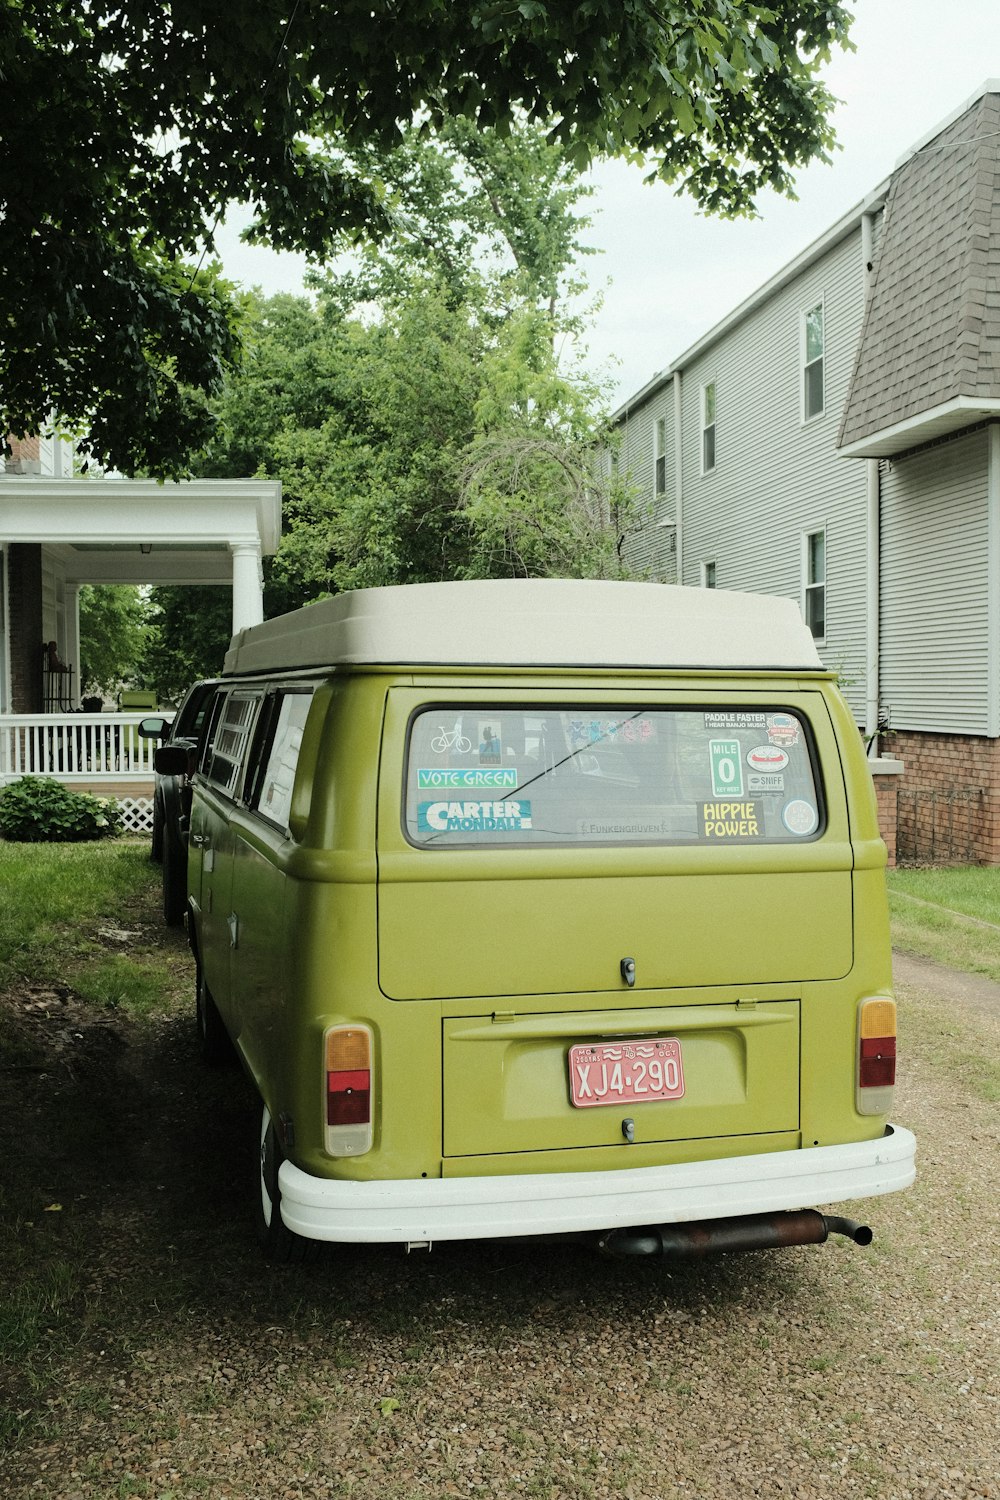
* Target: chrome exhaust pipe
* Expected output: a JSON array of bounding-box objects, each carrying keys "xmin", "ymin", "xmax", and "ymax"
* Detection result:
[{"xmin": 598, "ymin": 1210, "xmax": 873, "ymax": 1258}]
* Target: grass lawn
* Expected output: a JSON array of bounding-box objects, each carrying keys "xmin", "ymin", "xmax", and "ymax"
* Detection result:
[
  {"xmin": 0, "ymin": 840, "xmax": 188, "ymax": 1037},
  {"xmin": 887, "ymin": 864, "xmax": 1000, "ymax": 983}
]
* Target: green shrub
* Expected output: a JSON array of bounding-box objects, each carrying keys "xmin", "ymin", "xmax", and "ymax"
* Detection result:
[{"xmin": 0, "ymin": 777, "xmax": 123, "ymax": 843}]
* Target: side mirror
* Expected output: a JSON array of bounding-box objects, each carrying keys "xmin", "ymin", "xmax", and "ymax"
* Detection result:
[
  {"xmin": 155, "ymin": 745, "xmax": 189, "ymax": 775},
  {"xmin": 138, "ymin": 716, "xmax": 170, "ymax": 740}
]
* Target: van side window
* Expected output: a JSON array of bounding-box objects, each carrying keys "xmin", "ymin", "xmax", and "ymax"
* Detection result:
[
  {"xmin": 250, "ymin": 690, "xmax": 314, "ymax": 829},
  {"xmin": 205, "ymin": 691, "xmax": 263, "ymax": 796},
  {"xmin": 405, "ymin": 706, "xmax": 822, "ymax": 847}
]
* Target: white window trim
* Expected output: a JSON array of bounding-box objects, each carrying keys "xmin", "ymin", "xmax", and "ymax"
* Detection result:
[
  {"xmin": 801, "ymin": 300, "xmax": 825, "ymax": 424},
  {"xmin": 700, "ymin": 382, "xmax": 717, "ymax": 475},
  {"xmin": 802, "ymin": 527, "xmax": 827, "ymax": 645},
  {"xmin": 653, "ymin": 415, "xmax": 667, "ymax": 497},
  {"xmin": 701, "ymin": 560, "xmax": 717, "ymax": 589}
]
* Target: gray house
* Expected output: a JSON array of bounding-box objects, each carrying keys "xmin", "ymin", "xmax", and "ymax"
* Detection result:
[{"xmin": 613, "ymin": 82, "xmax": 1000, "ymax": 864}]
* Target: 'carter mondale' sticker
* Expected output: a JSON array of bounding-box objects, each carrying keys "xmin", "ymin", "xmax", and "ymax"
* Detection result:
[{"xmin": 418, "ymin": 799, "xmax": 532, "ymax": 834}]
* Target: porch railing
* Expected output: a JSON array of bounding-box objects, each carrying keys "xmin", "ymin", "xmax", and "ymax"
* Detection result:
[{"xmin": 0, "ymin": 712, "xmax": 172, "ymax": 785}]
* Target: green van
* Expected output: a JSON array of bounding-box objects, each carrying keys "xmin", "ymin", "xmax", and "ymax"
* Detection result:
[{"xmin": 174, "ymin": 580, "xmax": 915, "ymax": 1260}]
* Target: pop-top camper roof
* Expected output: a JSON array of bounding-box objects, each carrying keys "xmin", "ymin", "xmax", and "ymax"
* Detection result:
[{"xmin": 223, "ymin": 580, "xmax": 824, "ymax": 675}]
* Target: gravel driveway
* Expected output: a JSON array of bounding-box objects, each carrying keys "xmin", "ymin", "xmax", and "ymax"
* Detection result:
[{"xmin": 1, "ymin": 947, "xmax": 997, "ymax": 1500}]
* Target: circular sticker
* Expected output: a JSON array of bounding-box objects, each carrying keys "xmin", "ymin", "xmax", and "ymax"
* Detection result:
[
  {"xmin": 782, "ymin": 799, "xmax": 818, "ymax": 836},
  {"xmin": 746, "ymin": 744, "xmax": 789, "ymax": 771}
]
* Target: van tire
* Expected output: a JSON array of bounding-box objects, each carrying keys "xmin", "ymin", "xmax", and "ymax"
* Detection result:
[
  {"xmin": 258, "ymin": 1107, "xmax": 310, "ymax": 1263},
  {"xmin": 150, "ymin": 798, "xmax": 164, "ymax": 864},
  {"xmin": 196, "ymin": 966, "xmax": 234, "ymax": 1066},
  {"xmin": 162, "ymin": 823, "xmax": 186, "ymax": 927}
]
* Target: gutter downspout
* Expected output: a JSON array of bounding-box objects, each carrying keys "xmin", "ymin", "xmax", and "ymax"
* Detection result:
[
  {"xmin": 861, "ymin": 210, "xmax": 880, "ymax": 750},
  {"xmin": 988, "ymin": 423, "xmax": 1000, "ymax": 739},
  {"xmin": 865, "ymin": 459, "xmax": 880, "ymax": 747},
  {"xmin": 673, "ymin": 371, "xmax": 683, "ymax": 583}
]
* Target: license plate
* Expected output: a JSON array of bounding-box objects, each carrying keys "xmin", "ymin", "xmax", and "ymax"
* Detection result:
[{"xmin": 568, "ymin": 1037, "xmax": 685, "ymax": 1108}]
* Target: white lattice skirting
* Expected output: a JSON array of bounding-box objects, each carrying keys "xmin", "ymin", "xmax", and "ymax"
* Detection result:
[{"xmin": 115, "ymin": 796, "xmax": 154, "ymax": 835}]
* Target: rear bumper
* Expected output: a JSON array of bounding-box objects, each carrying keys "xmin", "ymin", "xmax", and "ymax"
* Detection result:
[{"xmin": 278, "ymin": 1125, "xmax": 916, "ymax": 1244}]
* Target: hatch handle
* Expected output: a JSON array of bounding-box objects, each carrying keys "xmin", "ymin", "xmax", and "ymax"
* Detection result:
[{"xmin": 620, "ymin": 957, "xmax": 636, "ymax": 988}]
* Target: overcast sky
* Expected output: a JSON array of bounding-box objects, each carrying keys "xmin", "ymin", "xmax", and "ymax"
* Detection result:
[{"xmin": 213, "ymin": 1, "xmax": 1000, "ymax": 408}]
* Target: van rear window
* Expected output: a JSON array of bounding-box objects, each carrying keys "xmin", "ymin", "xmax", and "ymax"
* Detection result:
[{"xmin": 405, "ymin": 708, "xmax": 822, "ymax": 847}]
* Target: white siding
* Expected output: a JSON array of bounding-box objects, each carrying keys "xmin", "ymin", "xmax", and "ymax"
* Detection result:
[
  {"xmin": 879, "ymin": 430, "xmax": 991, "ymax": 733},
  {"xmin": 618, "ymin": 389, "xmax": 677, "ymax": 581},
  {"xmin": 675, "ymin": 227, "xmax": 871, "ymax": 716}
]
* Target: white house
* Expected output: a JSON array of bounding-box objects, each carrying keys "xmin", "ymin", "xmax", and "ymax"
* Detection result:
[
  {"xmin": 1, "ymin": 435, "xmax": 280, "ymax": 714},
  {"xmin": 613, "ymin": 82, "xmax": 1000, "ymax": 864}
]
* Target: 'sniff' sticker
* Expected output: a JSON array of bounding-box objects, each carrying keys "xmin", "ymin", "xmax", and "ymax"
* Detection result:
[
  {"xmin": 782, "ymin": 799, "xmax": 818, "ymax": 836},
  {"xmin": 417, "ymin": 767, "xmax": 518, "ymax": 790},
  {"xmin": 748, "ymin": 772, "xmax": 785, "ymax": 794},
  {"xmin": 418, "ymin": 799, "xmax": 532, "ymax": 834}
]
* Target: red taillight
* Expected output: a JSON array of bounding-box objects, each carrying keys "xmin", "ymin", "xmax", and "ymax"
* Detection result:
[
  {"xmin": 324, "ymin": 1025, "xmax": 374, "ymax": 1155},
  {"xmin": 859, "ymin": 1035, "xmax": 896, "ymax": 1089},
  {"xmin": 326, "ymin": 1069, "xmax": 371, "ymax": 1125},
  {"xmin": 857, "ymin": 998, "xmax": 897, "ymax": 1115}
]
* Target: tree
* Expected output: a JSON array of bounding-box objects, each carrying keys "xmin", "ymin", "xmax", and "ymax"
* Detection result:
[
  {"xmin": 1, "ymin": 2, "xmax": 852, "ymax": 475},
  {"xmin": 141, "ymin": 588, "xmax": 233, "ymax": 704},
  {"xmin": 77, "ymin": 586, "xmax": 153, "ymax": 699}
]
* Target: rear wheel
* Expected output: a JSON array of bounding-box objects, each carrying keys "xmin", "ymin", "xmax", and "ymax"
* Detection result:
[{"xmin": 258, "ymin": 1107, "xmax": 310, "ymax": 1263}]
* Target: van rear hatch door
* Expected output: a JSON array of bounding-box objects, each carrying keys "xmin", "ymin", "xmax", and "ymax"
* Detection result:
[
  {"xmin": 376, "ymin": 689, "xmax": 853, "ymax": 1000},
  {"xmin": 441, "ymin": 999, "xmax": 799, "ymax": 1157}
]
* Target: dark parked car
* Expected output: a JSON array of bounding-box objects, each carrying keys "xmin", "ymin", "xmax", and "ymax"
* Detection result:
[{"xmin": 138, "ymin": 679, "xmax": 220, "ymax": 925}]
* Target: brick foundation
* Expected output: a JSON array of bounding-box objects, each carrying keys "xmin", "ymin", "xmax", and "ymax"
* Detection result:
[
  {"xmin": 884, "ymin": 730, "xmax": 1000, "ymax": 865},
  {"xmin": 870, "ymin": 759, "xmax": 902, "ymax": 867}
]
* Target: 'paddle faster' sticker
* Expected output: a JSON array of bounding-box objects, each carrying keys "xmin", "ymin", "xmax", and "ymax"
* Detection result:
[{"xmin": 418, "ymin": 800, "xmax": 532, "ymax": 834}]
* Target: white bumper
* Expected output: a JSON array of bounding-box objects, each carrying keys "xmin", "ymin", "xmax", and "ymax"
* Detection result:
[{"xmin": 278, "ymin": 1126, "xmax": 916, "ymax": 1244}]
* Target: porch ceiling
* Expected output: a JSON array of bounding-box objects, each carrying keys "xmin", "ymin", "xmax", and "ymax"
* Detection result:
[{"xmin": 0, "ymin": 477, "xmax": 281, "ymax": 582}]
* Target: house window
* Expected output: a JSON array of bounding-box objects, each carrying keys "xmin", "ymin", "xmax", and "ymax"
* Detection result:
[
  {"xmin": 701, "ymin": 383, "xmax": 716, "ymax": 473},
  {"xmin": 702, "ymin": 561, "xmax": 717, "ymax": 589},
  {"xmin": 804, "ymin": 528, "xmax": 826, "ymax": 640},
  {"xmin": 803, "ymin": 303, "xmax": 824, "ymax": 420},
  {"xmin": 654, "ymin": 416, "xmax": 667, "ymax": 496}
]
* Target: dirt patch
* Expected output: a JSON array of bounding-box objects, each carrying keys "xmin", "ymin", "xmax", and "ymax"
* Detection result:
[{"xmin": 894, "ymin": 948, "xmax": 1000, "ymax": 1020}]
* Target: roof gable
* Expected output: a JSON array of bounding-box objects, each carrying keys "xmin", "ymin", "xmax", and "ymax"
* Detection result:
[{"xmin": 838, "ymin": 93, "xmax": 1000, "ymax": 454}]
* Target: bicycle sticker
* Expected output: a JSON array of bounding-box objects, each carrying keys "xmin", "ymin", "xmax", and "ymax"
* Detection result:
[{"xmin": 429, "ymin": 724, "xmax": 473, "ymax": 755}]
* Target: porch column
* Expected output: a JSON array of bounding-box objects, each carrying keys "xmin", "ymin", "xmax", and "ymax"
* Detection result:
[
  {"xmin": 63, "ymin": 583, "xmax": 82, "ymax": 706},
  {"xmin": 231, "ymin": 541, "xmax": 264, "ymax": 631}
]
